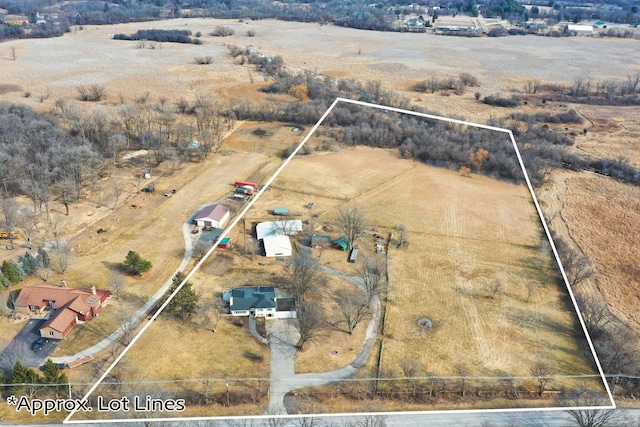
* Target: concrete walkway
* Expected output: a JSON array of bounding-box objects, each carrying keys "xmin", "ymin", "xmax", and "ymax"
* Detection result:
[
  {"xmin": 50, "ymin": 220, "xmax": 195, "ymax": 365},
  {"xmin": 265, "ymin": 267, "xmax": 382, "ymax": 415}
]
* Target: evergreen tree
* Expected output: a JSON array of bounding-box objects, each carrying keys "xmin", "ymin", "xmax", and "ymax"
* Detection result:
[
  {"xmin": 167, "ymin": 272, "xmax": 199, "ymax": 320},
  {"xmin": 41, "ymin": 359, "xmax": 68, "ymax": 395},
  {"xmin": 11, "ymin": 361, "xmax": 40, "ymax": 395},
  {"xmin": 12, "ymin": 261, "xmax": 26, "ymax": 281},
  {"xmin": 123, "ymin": 250, "xmax": 152, "ymax": 276},
  {"xmin": 1, "ymin": 260, "xmax": 19, "ymax": 285},
  {"xmin": 0, "ymin": 270, "xmax": 11, "ymax": 288},
  {"xmin": 18, "ymin": 252, "xmax": 37, "ymax": 275}
]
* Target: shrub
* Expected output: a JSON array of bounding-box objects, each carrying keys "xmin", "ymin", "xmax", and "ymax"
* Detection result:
[
  {"xmin": 483, "ymin": 94, "xmax": 521, "ymax": 107},
  {"xmin": 77, "ymin": 84, "xmax": 107, "ymax": 102},
  {"xmin": 246, "ymin": 30, "xmax": 256, "ymax": 37},
  {"xmin": 194, "ymin": 56, "xmax": 213, "ymax": 65},
  {"xmin": 210, "ymin": 26, "xmax": 235, "ymax": 37}
]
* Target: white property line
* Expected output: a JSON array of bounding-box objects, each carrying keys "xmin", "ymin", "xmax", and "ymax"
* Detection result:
[{"xmin": 64, "ymin": 97, "xmax": 614, "ymax": 424}]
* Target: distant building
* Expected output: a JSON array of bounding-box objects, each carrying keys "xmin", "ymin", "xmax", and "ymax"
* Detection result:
[
  {"xmin": 194, "ymin": 204, "xmax": 230, "ymax": 228},
  {"xmin": 228, "ymin": 286, "xmax": 296, "ymax": 319},
  {"xmin": 3, "ymin": 14, "xmax": 28, "ymax": 25},
  {"xmin": 15, "ymin": 284, "xmax": 111, "ymax": 339},
  {"xmin": 567, "ymin": 24, "xmax": 594, "ymax": 35}
]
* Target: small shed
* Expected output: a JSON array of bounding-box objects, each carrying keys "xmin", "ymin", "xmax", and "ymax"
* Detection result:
[
  {"xmin": 273, "ymin": 207, "xmax": 289, "ymax": 216},
  {"xmin": 218, "ymin": 237, "xmax": 232, "ymax": 249},
  {"xmin": 333, "ymin": 237, "xmax": 350, "ymax": 251},
  {"xmin": 311, "ymin": 234, "xmax": 332, "ymax": 248}
]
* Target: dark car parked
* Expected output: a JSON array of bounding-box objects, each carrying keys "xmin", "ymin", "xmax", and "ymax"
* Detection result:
[{"xmin": 31, "ymin": 337, "xmax": 48, "ymax": 351}]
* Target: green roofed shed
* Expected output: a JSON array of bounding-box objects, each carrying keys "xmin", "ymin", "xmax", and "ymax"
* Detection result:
[
  {"xmin": 273, "ymin": 207, "xmax": 289, "ymax": 216},
  {"xmin": 333, "ymin": 237, "xmax": 349, "ymax": 251}
]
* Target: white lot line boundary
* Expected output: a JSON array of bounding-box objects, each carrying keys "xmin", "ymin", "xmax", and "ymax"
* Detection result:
[{"xmin": 64, "ymin": 97, "xmax": 613, "ymax": 424}]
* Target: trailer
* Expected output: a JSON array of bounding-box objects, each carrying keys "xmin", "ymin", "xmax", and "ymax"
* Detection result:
[
  {"xmin": 348, "ymin": 247, "xmax": 359, "ymax": 263},
  {"xmin": 235, "ymin": 180, "xmax": 257, "ymax": 190}
]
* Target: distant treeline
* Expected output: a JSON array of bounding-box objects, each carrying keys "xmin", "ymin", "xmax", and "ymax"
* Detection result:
[
  {"xmin": 0, "ymin": 0, "xmax": 637, "ymax": 42},
  {"xmin": 227, "ymin": 64, "xmax": 640, "ymax": 188},
  {"xmin": 112, "ymin": 29, "xmax": 202, "ymax": 44}
]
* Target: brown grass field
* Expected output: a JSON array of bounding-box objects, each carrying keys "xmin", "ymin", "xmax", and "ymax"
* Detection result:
[{"xmin": 0, "ymin": 16, "xmax": 638, "ymax": 420}]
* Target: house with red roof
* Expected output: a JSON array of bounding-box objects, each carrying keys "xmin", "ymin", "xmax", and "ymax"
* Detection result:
[{"xmin": 14, "ymin": 284, "xmax": 111, "ymax": 339}]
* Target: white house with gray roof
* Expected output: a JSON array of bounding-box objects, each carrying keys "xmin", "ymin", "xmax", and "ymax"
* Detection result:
[{"xmin": 227, "ymin": 286, "xmax": 296, "ymax": 319}]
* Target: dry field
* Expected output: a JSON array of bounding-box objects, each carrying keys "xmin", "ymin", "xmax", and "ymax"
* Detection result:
[
  {"xmin": 0, "ymin": 16, "xmax": 638, "ymax": 419},
  {"xmin": 268, "ymin": 147, "xmax": 602, "ymax": 393}
]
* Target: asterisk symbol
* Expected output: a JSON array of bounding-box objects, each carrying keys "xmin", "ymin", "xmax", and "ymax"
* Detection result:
[{"xmin": 6, "ymin": 395, "xmax": 18, "ymax": 405}]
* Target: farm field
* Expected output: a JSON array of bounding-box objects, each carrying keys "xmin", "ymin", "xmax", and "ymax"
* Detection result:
[{"xmin": 248, "ymin": 142, "xmax": 607, "ymax": 407}]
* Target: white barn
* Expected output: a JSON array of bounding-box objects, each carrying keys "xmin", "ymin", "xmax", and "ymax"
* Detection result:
[
  {"xmin": 194, "ymin": 204, "xmax": 230, "ymax": 228},
  {"xmin": 256, "ymin": 220, "xmax": 303, "ymax": 257}
]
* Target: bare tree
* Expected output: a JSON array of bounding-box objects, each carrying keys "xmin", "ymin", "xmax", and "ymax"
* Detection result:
[
  {"xmin": 195, "ymin": 297, "xmax": 227, "ymax": 332},
  {"xmin": 356, "ymin": 257, "xmax": 385, "ymax": 302},
  {"xmin": 335, "ymin": 288, "xmax": 370, "ymax": 334},
  {"xmin": 15, "ymin": 206, "xmax": 38, "ymax": 249},
  {"xmin": 294, "ymin": 302, "xmax": 325, "ymax": 351},
  {"xmin": 114, "ymin": 304, "xmax": 137, "ymax": 346},
  {"xmin": 594, "ymin": 324, "xmax": 640, "ymax": 376},
  {"xmin": 395, "ymin": 224, "xmax": 408, "ymax": 249},
  {"xmin": 575, "ymin": 292, "xmax": 611, "ymax": 340},
  {"xmin": 398, "ymin": 358, "xmax": 423, "ymax": 398},
  {"xmin": 112, "ymin": 179, "xmax": 123, "ymax": 210},
  {"xmin": 530, "ymin": 361, "xmax": 552, "ymax": 396},
  {"xmin": 484, "ymin": 278, "xmax": 502, "ymax": 299},
  {"xmin": 0, "ymin": 341, "xmax": 29, "ymax": 373},
  {"xmin": 455, "ymin": 363, "xmax": 470, "ymax": 398},
  {"xmin": 0, "ymin": 196, "xmax": 19, "ymax": 250},
  {"xmin": 77, "ymin": 84, "xmax": 107, "ymax": 102},
  {"xmin": 565, "ymin": 392, "xmax": 626, "ymax": 427},
  {"xmin": 108, "ymin": 271, "xmax": 126, "ymax": 295},
  {"xmin": 285, "ymin": 249, "xmax": 324, "ymax": 301},
  {"xmin": 335, "ymin": 205, "xmax": 368, "ymax": 250},
  {"xmin": 50, "ymin": 241, "xmax": 72, "ymax": 274},
  {"xmin": 563, "ymin": 252, "xmax": 595, "ymax": 288}
]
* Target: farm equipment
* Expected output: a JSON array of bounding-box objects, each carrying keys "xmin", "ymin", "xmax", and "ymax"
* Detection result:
[
  {"xmin": 141, "ymin": 184, "xmax": 155, "ymax": 193},
  {"xmin": 0, "ymin": 231, "xmax": 20, "ymax": 239}
]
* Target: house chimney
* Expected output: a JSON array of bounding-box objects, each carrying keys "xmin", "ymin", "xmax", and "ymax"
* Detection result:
[
  {"xmin": 90, "ymin": 285, "xmax": 96, "ymax": 296},
  {"xmin": 60, "ymin": 280, "xmax": 67, "ymax": 287}
]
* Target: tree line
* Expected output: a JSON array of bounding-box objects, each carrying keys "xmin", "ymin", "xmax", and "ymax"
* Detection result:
[
  {"xmin": 0, "ymin": 0, "xmax": 637, "ymax": 42},
  {"xmin": 112, "ymin": 29, "xmax": 202, "ymax": 45}
]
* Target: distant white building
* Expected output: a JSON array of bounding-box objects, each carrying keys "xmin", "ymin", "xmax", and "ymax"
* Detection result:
[{"xmin": 567, "ymin": 24, "xmax": 594, "ymax": 35}]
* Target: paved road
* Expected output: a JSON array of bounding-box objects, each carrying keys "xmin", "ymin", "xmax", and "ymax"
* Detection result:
[
  {"xmin": 265, "ymin": 266, "xmax": 382, "ymax": 415},
  {"xmin": 3, "ymin": 408, "xmax": 640, "ymax": 426},
  {"xmin": 49, "ymin": 220, "xmax": 195, "ymax": 365}
]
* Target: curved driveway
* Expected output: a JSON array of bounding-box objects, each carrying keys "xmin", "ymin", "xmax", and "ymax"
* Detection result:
[
  {"xmin": 50, "ymin": 220, "xmax": 195, "ymax": 365},
  {"xmin": 265, "ymin": 266, "xmax": 382, "ymax": 415}
]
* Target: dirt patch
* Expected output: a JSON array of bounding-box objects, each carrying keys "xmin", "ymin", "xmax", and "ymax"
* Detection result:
[{"xmin": 417, "ymin": 317, "xmax": 433, "ymax": 330}]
